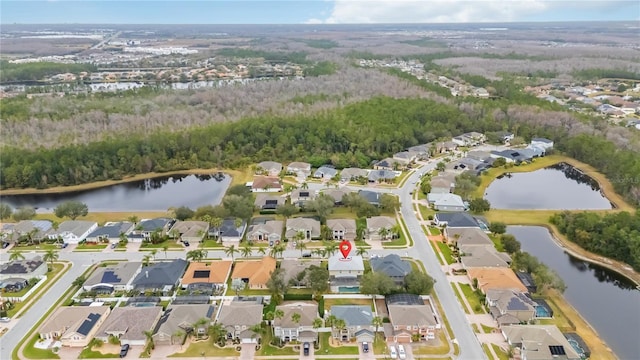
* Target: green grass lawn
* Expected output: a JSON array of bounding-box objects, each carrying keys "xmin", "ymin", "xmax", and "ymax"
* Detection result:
[
  {"xmin": 429, "ymin": 240, "xmax": 445, "ymax": 265},
  {"xmin": 482, "ymin": 344, "xmax": 493, "ymax": 360},
  {"xmin": 324, "ymin": 298, "xmax": 373, "ymax": 312},
  {"xmin": 383, "ymin": 217, "xmax": 410, "ymax": 248},
  {"xmin": 459, "ymin": 283, "xmax": 484, "ymax": 314},
  {"xmin": 481, "ymin": 324, "xmax": 495, "ymax": 333},
  {"xmin": 372, "ymin": 333, "xmax": 388, "ymax": 355},
  {"xmin": 411, "ymin": 331, "xmax": 450, "ymax": 355},
  {"xmin": 256, "ymin": 329, "xmax": 299, "ymax": 356},
  {"xmin": 140, "ymin": 240, "xmax": 184, "ymax": 249},
  {"xmin": 428, "ymin": 226, "xmax": 441, "ymax": 235},
  {"xmin": 8, "ymin": 263, "xmax": 65, "ymax": 318},
  {"xmin": 318, "ymin": 333, "xmax": 359, "ymax": 355},
  {"xmin": 199, "ymin": 239, "xmax": 224, "ymax": 248},
  {"xmin": 74, "ymin": 243, "xmax": 108, "ymax": 251},
  {"xmin": 418, "ymin": 205, "xmax": 435, "ymax": 221},
  {"xmin": 78, "ymin": 346, "xmax": 119, "ymax": 358},
  {"xmin": 493, "ymin": 344, "xmax": 510, "ymax": 360},
  {"xmin": 450, "ymin": 284, "xmax": 469, "ymax": 314},
  {"xmin": 436, "ymin": 241, "xmax": 455, "ymax": 265},
  {"xmin": 488, "ymin": 234, "xmax": 504, "ymax": 252},
  {"xmin": 22, "ymin": 334, "xmax": 59, "ymax": 359},
  {"xmin": 169, "ymin": 341, "xmax": 239, "ymax": 357},
  {"xmin": 11, "ymin": 243, "xmax": 59, "ymax": 251}
]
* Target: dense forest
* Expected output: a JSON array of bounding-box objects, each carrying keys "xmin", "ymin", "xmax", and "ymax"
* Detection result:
[
  {"xmin": 0, "ymin": 60, "xmax": 97, "ymax": 82},
  {"xmin": 550, "ymin": 211, "xmax": 640, "ymax": 271}
]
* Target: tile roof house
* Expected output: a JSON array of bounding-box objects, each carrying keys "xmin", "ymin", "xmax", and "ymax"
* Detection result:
[
  {"xmin": 131, "ymin": 259, "xmax": 188, "ymax": 294},
  {"xmin": 273, "ymin": 302, "xmax": 319, "ymax": 343},
  {"xmin": 433, "ymin": 212, "xmax": 479, "ymax": 228},
  {"xmin": 180, "ymin": 260, "xmax": 233, "ymax": 293},
  {"xmin": 153, "ymin": 304, "xmax": 216, "ymax": 345},
  {"xmin": 427, "ymin": 193, "xmax": 466, "ymax": 212},
  {"xmin": 85, "ymin": 222, "xmax": 134, "ymax": 243},
  {"xmin": 0, "ymin": 255, "xmax": 47, "ymax": 281},
  {"xmin": 444, "ymin": 228, "xmax": 493, "ymax": 247},
  {"xmin": 246, "ymin": 220, "xmax": 283, "ymax": 243},
  {"xmin": 486, "ymin": 289, "xmax": 536, "ymax": 326},
  {"xmin": 249, "ymin": 176, "xmax": 282, "ymax": 193},
  {"xmin": 285, "ymin": 217, "xmax": 321, "ymax": 240},
  {"xmin": 128, "ymin": 218, "xmax": 174, "ymax": 242},
  {"xmin": 280, "ymin": 259, "xmax": 322, "ymax": 287},
  {"xmin": 254, "ymin": 194, "xmax": 284, "ymax": 211},
  {"xmin": 326, "ymin": 219, "xmax": 357, "ymax": 241},
  {"xmin": 286, "ymin": 162, "xmax": 312, "ymax": 178},
  {"xmin": 330, "ymin": 305, "xmax": 375, "ymax": 342},
  {"xmin": 328, "ymin": 254, "xmax": 364, "ymax": 292},
  {"xmin": 95, "ymin": 306, "xmax": 163, "ymax": 346},
  {"xmin": 366, "ymin": 216, "xmax": 397, "ymax": 241},
  {"xmin": 216, "ymin": 301, "xmax": 264, "ymax": 343},
  {"xmin": 340, "ymin": 168, "xmax": 368, "ymax": 181},
  {"xmin": 212, "ymin": 218, "xmax": 247, "ymax": 243},
  {"xmin": 459, "ymin": 245, "xmax": 511, "ymax": 268},
  {"xmin": 313, "ymin": 165, "xmax": 338, "ymax": 179},
  {"xmin": 370, "ymin": 254, "xmax": 411, "ymax": 285},
  {"xmin": 256, "ymin": 161, "xmax": 283, "ymax": 177},
  {"xmin": 83, "ymin": 261, "xmax": 141, "ymax": 293},
  {"xmin": 231, "ymin": 256, "xmax": 277, "ymax": 289},
  {"xmin": 169, "ymin": 221, "xmax": 209, "ymax": 244},
  {"xmin": 39, "ymin": 306, "xmax": 111, "ymax": 347},
  {"xmin": 290, "ymin": 189, "xmax": 317, "ymax": 207},
  {"xmin": 46, "ymin": 220, "xmax": 98, "ymax": 244},
  {"xmin": 387, "ymin": 302, "xmax": 438, "ymax": 343},
  {"xmin": 502, "ymin": 325, "xmax": 581, "ymax": 360},
  {"xmin": 467, "ymin": 268, "xmax": 528, "ymax": 294}
]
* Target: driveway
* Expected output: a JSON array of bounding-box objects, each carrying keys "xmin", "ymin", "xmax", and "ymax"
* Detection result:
[
  {"xmin": 358, "ymin": 342, "xmax": 374, "ymax": 360},
  {"xmin": 240, "ymin": 343, "xmax": 256, "ymax": 360},
  {"xmin": 300, "ymin": 342, "xmax": 315, "ymax": 359}
]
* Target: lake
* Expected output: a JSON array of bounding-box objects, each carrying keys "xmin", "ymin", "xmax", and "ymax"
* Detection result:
[
  {"xmin": 508, "ymin": 226, "xmax": 640, "ymax": 360},
  {"xmin": 0, "ymin": 174, "xmax": 231, "ymax": 212},
  {"xmin": 484, "ymin": 163, "xmax": 613, "ymax": 210}
]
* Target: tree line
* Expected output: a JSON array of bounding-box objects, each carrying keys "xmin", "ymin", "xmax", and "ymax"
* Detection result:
[
  {"xmin": 550, "ymin": 210, "xmax": 640, "ymax": 272},
  {"xmin": 0, "ymin": 60, "xmax": 97, "ymax": 83}
]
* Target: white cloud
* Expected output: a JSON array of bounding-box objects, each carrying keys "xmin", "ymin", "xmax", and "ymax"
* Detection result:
[{"xmin": 311, "ymin": 0, "xmax": 590, "ymax": 23}]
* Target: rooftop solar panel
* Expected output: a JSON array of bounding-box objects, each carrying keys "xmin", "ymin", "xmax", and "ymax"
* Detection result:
[
  {"xmin": 549, "ymin": 345, "xmax": 566, "ymax": 355},
  {"xmin": 77, "ymin": 313, "xmax": 102, "ymax": 336},
  {"xmin": 100, "ymin": 270, "xmax": 122, "ymax": 284},
  {"xmin": 193, "ymin": 270, "xmax": 210, "ymax": 279},
  {"xmin": 507, "ymin": 297, "xmax": 529, "ymax": 311}
]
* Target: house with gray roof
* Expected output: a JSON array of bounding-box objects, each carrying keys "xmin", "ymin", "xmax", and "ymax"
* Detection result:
[
  {"xmin": 83, "ymin": 261, "xmax": 141, "ymax": 293},
  {"xmin": 467, "ymin": 151, "xmax": 493, "ymax": 162},
  {"xmin": 280, "ymin": 259, "xmax": 322, "ymax": 287},
  {"xmin": 95, "ymin": 306, "xmax": 163, "ymax": 346},
  {"xmin": 374, "ymin": 158, "xmax": 400, "ymax": 171},
  {"xmin": 129, "ymin": 218, "xmax": 174, "ymax": 242},
  {"xmin": 326, "ymin": 219, "xmax": 357, "ymax": 241},
  {"xmin": 39, "ymin": 306, "xmax": 111, "ymax": 347},
  {"xmin": 433, "ymin": 212, "xmax": 479, "ymax": 228},
  {"xmin": 386, "ymin": 302, "xmax": 438, "ymax": 343},
  {"xmin": 328, "ymin": 254, "xmax": 364, "ymax": 292},
  {"xmin": 273, "ymin": 302, "xmax": 319, "ymax": 343},
  {"xmin": 286, "ymin": 162, "xmax": 312, "ymax": 178},
  {"xmin": 314, "ymin": 165, "xmax": 338, "ymax": 179},
  {"xmin": 430, "ymin": 177, "xmax": 453, "ymax": 194},
  {"xmin": 0, "ymin": 255, "xmax": 47, "ymax": 281},
  {"xmin": 486, "ymin": 289, "xmax": 536, "ymax": 326},
  {"xmin": 370, "ymin": 254, "xmax": 411, "ymax": 285},
  {"xmin": 86, "ymin": 221, "xmax": 134, "ymax": 243},
  {"xmin": 358, "ymin": 190, "xmax": 381, "ymax": 206},
  {"xmin": 216, "ymin": 301, "xmax": 264, "ymax": 343},
  {"xmin": 444, "ymin": 228, "xmax": 493, "ymax": 247},
  {"xmin": 330, "ymin": 305, "xmax": 375, "ymax": 342},
  {"xmin": 427, "ymin": 193, "xmax": 466, "ymax": 212},
  {"xmin": 285, "ymin": 217, "xmax": 321, "ymax": 240},
  {"xmin": 321, "ymin": 188, "xmax": 354, "ymax": 205},
  {"xmin": 340, "ymin": 168, "xmax": 368, "ymax": 181},
  {"xmin": 393, "ymin": 151, "xmax": 418, "ymax": 164},
  {"xmin": 290, "ymin": 189, "xmax": 317, "ymax": 207},
  {"xmin": 366, "ymin": 216, "xmax": 397, "ymax": 241},
  {"xmin": 169, "ymin": 220, "xmax": 209, "ymax": 244},
  {"xmin": 131, "ymin": 259, "xmax": 188, "ymax": 295},
  {"xmin": 247, "ymin": 219, "xmax": 283, "ymax": 244},
  {"xmin": 502, "ymin": 325, "xmax": 581, "ymax": 360},
  {"xmin": 153, "ymin": 304, "xmax": 216, "ymax": 345},
  {"xmin": 254, "ymin": 194, "xmax": 284, "ymax": 211},
  {"xmin": 10, "ymin": 220, "xmax": 53, "ymax": 243},
  {"xmin": 46, "ymin": 220, "xmax": 98, "ymax": 244},
  {"xmin": 211, "ymin": 218, "xmax": 247, "ymax": 243},
  {"xmin": 368, "ymin": 169, "xmax": 398, "ymax": 183},
  {"xmin": 459, "ymin": 245, "xmax": 511, "ymax": 269},
  {"xmin": 257, "ymin": 161, "xmax": 283, "ymax": 177}
]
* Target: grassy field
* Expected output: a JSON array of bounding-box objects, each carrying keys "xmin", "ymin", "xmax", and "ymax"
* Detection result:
[
  {"xmin": 459, "ymin": 283, "xmax": 484, "ymax": 314},
  {"xmin": 169, "ymin": 341, "xmax": 239, "ymax": 357}
]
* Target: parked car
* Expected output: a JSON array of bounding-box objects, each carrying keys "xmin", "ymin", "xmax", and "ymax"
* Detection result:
[
  {"xmin": 2, "ymin": 242, "xmax": 9, "ymax": 249},
  {"xmin": 110, "ymin": 243, "xmax": 117, "ymax": 249},
  {"xmin": 61, "ymin": 243, "xmax": 68, "ymax": 249},
  {"xmin": 183, "ymin": 241, "xmax": 190, "ymax": 247},
  {"xmin": 362, "ymin": 342, "xmax": 369, "ymax": 353},
  {"xmin": 398, "ymin": 344, "xmax": 407, "ymax": 359},
  {"xmin": 119, "ymin": 344, "xmax": 129, "ymax": 358},
  {"xmin": 389, "ymin": 345, "xmax": 398, "ymax": 359},
  {"xmin": 0, "ymin": 317, "xmax": 11, "ymax": 323},
  {"xmin": 303, "ymin": 342, "xmax": 310, "ymax": 356},
  {"xmin": 302, "ymin": 252, "xmax": 312, "ymax": 258}
]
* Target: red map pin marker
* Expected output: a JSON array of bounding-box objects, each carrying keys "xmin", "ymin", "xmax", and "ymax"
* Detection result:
[{"xmin": 339, "ymin": 240, "xmax": 352, "ymax": 259}]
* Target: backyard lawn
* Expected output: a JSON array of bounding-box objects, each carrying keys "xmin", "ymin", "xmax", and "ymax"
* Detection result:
[
  {"xmin": 169, "ymin": 340, "xmax": 239, "ymax": 357},
  {"xmin": 323, "ymin": 298, "xmax": 373, "ymax": 311}
]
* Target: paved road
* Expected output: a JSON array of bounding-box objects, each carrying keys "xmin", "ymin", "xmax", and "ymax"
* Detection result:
[{"xmin": 0, "ymin": 149, "xmax": 508, "ymax": 359}]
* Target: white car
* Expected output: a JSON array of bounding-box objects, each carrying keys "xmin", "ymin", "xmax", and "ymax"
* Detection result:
[
  {"xmin": 389, "ymin": 345, "xmax": 398, "ymax": 359},
  {"xmin": 398, "ymin": 344, "xmax": 407, "ymax": 359},
  {"xmin": 0, "ymin": 317, "xmax": 10, "ymax": 322}
]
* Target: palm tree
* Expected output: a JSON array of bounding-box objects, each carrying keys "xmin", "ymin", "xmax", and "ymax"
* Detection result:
[
  {"xmin": 143, "ymin": 330, "xmax": 154, "ymax": 351},
  {"xmin": 119, "ymin": 232, "xmax": 128, "ymax": 247},
  {"xmin": 312, "ymin": 248, "xmax": 326, "ymax": 258},
  {"xmin": 142, "ymin": 254, "xmax": 152, "ymax": 267},
  {"xmin": 256, "ymin": 247, "xmax": 267, "ymax": 256},
  {"xmin": 333, "ymin": 318, "xmax": 347, "ymax": 340},
  {"xmin": 324, "ymin": 242, "xmax": 338, "ymax": 257},
  {"xmin": 291, "ymin": 312, "xmax": 301, "ymax": 325},
  {"xmin": 234, "ymin": 218, "xmax": 243, "ymax": 229},
  {"xmin": 240, "ymin": 245, "xmax": 253, "ymax": 258},
  {"xmin": 25, "ymin": 228, "xmax": 39, "ymax": 245},
  {"xmin": 249, "ymin": 323, "xmax": 265, "ymax": 343},
  {"xmin": 295, "ymin": 241, "xmax": 307, "ymax": 257},
  {"xmin": 193, "ymin": 318, "xmax": 209, "ymax": 340},
  {"xmin": 325, "ymin": 315, "xmax": 337, "ymax": 328},
  {"xmin": 378, "ymin": 227, "xmax": 390, "ymax": 241},
  {"xmin": 313, "ymin": 318, "xmax": 323, "ymax": 330},
  {"xmin": 43, "ymin": 249, "xmax": 59, "ymax": 267},
  {"xmin": 208, "ymin": 323, "xmax": 227, "ymax": 347},
  {"xmin": 224, "ymin": 245, "xmax": 237, "ymax": 260},
  {"xmin": 9, "ymin": 250, "xmax": 25, "ymax": 261},
  {"xmin": 211, "ymin": 218, "xmax": 223, "ymax": 240},
  {"xmin": 300, "ymin": 182, "xmax": 309, "ymax": 190},
  {"xmin": 162, "ymin": 244, "xmax": 169, "ymax": 258},
  {"xmin": 150, "ymin": 249, "xmax": 158, "ymax": 260},
  {"xmin": 356, "ymin": 247, "xmax": 368, "ymax": 257},
  {"xmin": 273, "ymin": 244, "xmax": 286, "ymax": 259},
  {"xmin": 372, "ymin": 316, "xmax": 383, "ymax": 334},
  {"xmin": 172, "ymin": 329, "xmax": 185, "ymax": 347},
  {"xmin": 128, "ymin": 215, "xmax": 139, "ymax": 225},
  {"xmin": 390, "ymin": 224, "xmax": 402, "ymax": 239},
  {"xmin": 186, "ymin": 249, "xmax": 206, "ymax": 262}
]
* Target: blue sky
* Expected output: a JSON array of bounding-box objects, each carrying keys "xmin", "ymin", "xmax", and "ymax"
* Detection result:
[{"xmin": 1, "ymin": 1, "xmax": 639, "ymax": 24}]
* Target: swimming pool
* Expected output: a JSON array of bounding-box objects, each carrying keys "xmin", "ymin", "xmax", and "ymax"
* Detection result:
[
  {"xmin": 338, "ymin": 286, "xmax": 360, "ymax": 293},
  {"xmin": 535, "ymin": 306, "xmax": 551, "ymax": 317}
]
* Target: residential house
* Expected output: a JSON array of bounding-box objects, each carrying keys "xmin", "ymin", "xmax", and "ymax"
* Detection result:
[
  {"xmin": 287, "ymin": 162, "xmax": 312, "ymax": 178},
  {"xmin": 314, "ymin": 165, "xmax": 338, "ymax": 179},
  {"xmin": 153, "ymin": 304, "xmax": 216, "ymax": 345},
  {"xmin": 495, "ymin": 131, "xmax": 515, "ymax": 144},
  {"xmin": 0, "ymin": 255, "xmax": 47, "ymax": 281},
  {"xmin": 330, "ymin": 305, "xmax": 375, "ymax": 342},
  {"xmin": 467, "ymin": 268, "xmax": 528, "ymax": 294},
  {"xmin": 231, "ymin": 256, "xmax": 277, "ymax": 289},
  {"xmin": 328, "ymin": 254, "xmax": 364, "ymax": 292},
  {"xmin": 374, "ymin": 158, "xmax": 400, "ymax": 171},
  {"xmin": 370, "ymin": 254, "xmax": 411, "ymax": 285},
  {"xmin": 386, "ymin": 295, "xmax": 438, "ymax": 343},
  {"xmin": 94, "ymin": 306, "xmax": 163, "ymax": 346},
  {"xmin": 280, "ymin": 259, "xmax": 322, "ymax": 287},
  {"xmin": 427, "ymin": 193, "xmax": 466, "ymax": 212},
  {"xmin": 366, "ymin": 216, "xmax": 397, "ymax": 241},
  {"xmin": 249, "ymin": 176, "xmax": 282, "ymax": 193},
  {"xmin": 285, "ymin": 217, "xmax": 321, "ymax": 240},
  {"xmin": 490, "ymin": 149, "xmax": 535, "ymax": 164},
  {"xmin": 340, "ymin": 168, "xmax": 368, "ymax": 182},
  {"xmin": 216, "ymin": 301, "xmax": 264, "ymax": 343},
  {"xmin": 515, "ymin": 271, "xmax": 537, "ymax": 293},
  {"xmin": 459, "ymin": 245, "xmax": 511, "ymax": 268},
  {"xmin": 128, "ymin": 218, "xmax": 174, "ymax": 242},
  {"xmin": 502, "ymin": 325, "xmax": 581, "ymax": 360},
  {"xmin": 321, "ymin": 189, "xmax": 354, "ymax": 205},
  {"xmin": 212, "ymin": 218, "xmax": 247, "ymax": 243},
  {"xmin": 85, "ymin": 222, "xmax": 134, "ymax": 244},
  {"xmin": 486, "ymin": 289, "xmax": 536, "ymax": 326},
  {"xmin": 444, "ymin": 228, "xmax": 493, "ymax": 247},
  {"xmin": 358, "ymin": 190, "xmax": 381, "ymax": 206},
  {"xmin": 131, "ymin": 259, "xmax": 188, "ymax": 295},
  {"xmin": 180, "ymin": 260, "xmax": 233, "ymax": 293},
  {"xmin": 406, "ymin": 144, "xmax": 431, "ymax": 160},
  {"xmin": 433, "ymin": 212, "xmax": 480, "ymax": 228},
  {"xmin": 273, "ymin": 302, "xmax": 319, "ymax": 343},
  {"xmin": 393, "ymin": 151, "xmax": 418, "ymax": 164},
  {"xmin": 39, "ymin": 306, "xmax": 111, "ymax": 347},
  {"xmin": 83, "ymin": 261, "xmax": 141, "ymax": 293},
  {"xmin": 430, "ymin": 177, "xmax": 453, "ymax": 194},
  {"xmin": 9, "ymin": 220, "xmax": 52, "ymax": 243},
  {"xmin": 254, "ymin": 194, "xmax": 284, "ymax": 211},
  {"xmin": 437, "ymin": 141, "xmax": 458, "ymax": 153},
  {"xmin": 169, "ymin": 221, "xmax": 209, "ymax": 244},
  {"xmin": 246, "ymin": 219, "xmax": 283, "ymax": 244},
  {"xmin": 46, "ymin": 220, "xmax": 98, "ymax": 244},
  {"xmin": 256, "ymin": 161, "xmax": 283, "ymax": 177},
  {"xmin": 290, "ymin": 189, "xmax": 317, "ymax": 208},
  {"xmin": 530, "ymin": 137, "xmax": 554, "ymax": 150},
  {"xmin": 368, "ymin": 169, "xmax": 397, "ymax": 183},
  {"xmin": 326, "ymin": 219, "xmax": 357, "ymax": 241}
]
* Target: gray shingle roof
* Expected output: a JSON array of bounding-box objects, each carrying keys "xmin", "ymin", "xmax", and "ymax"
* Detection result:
[
  {"xmin": 331, "ymin": 305, "xmax": 373, "ymax": 326},
  {"xmin": 132, "ymin": 259, "xmax": 188, "ymax": 289},
  {"xmin": 84, "ymin": 262, "xmax": 141, "ymax": 288},
  {"xmin": 434, "ymin": 212, "xmax": 479, "ymax": 228},
  {"xmin": 328, "ymin": 254, "xmax": 364, "ymax": 272},
  {"xmin": 88, "ymin": 222, "xmax": 134, "ymax": 238},
  {"xmin": 370, "ymin": 254, "xmax": 411, "ymax": 278}
]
